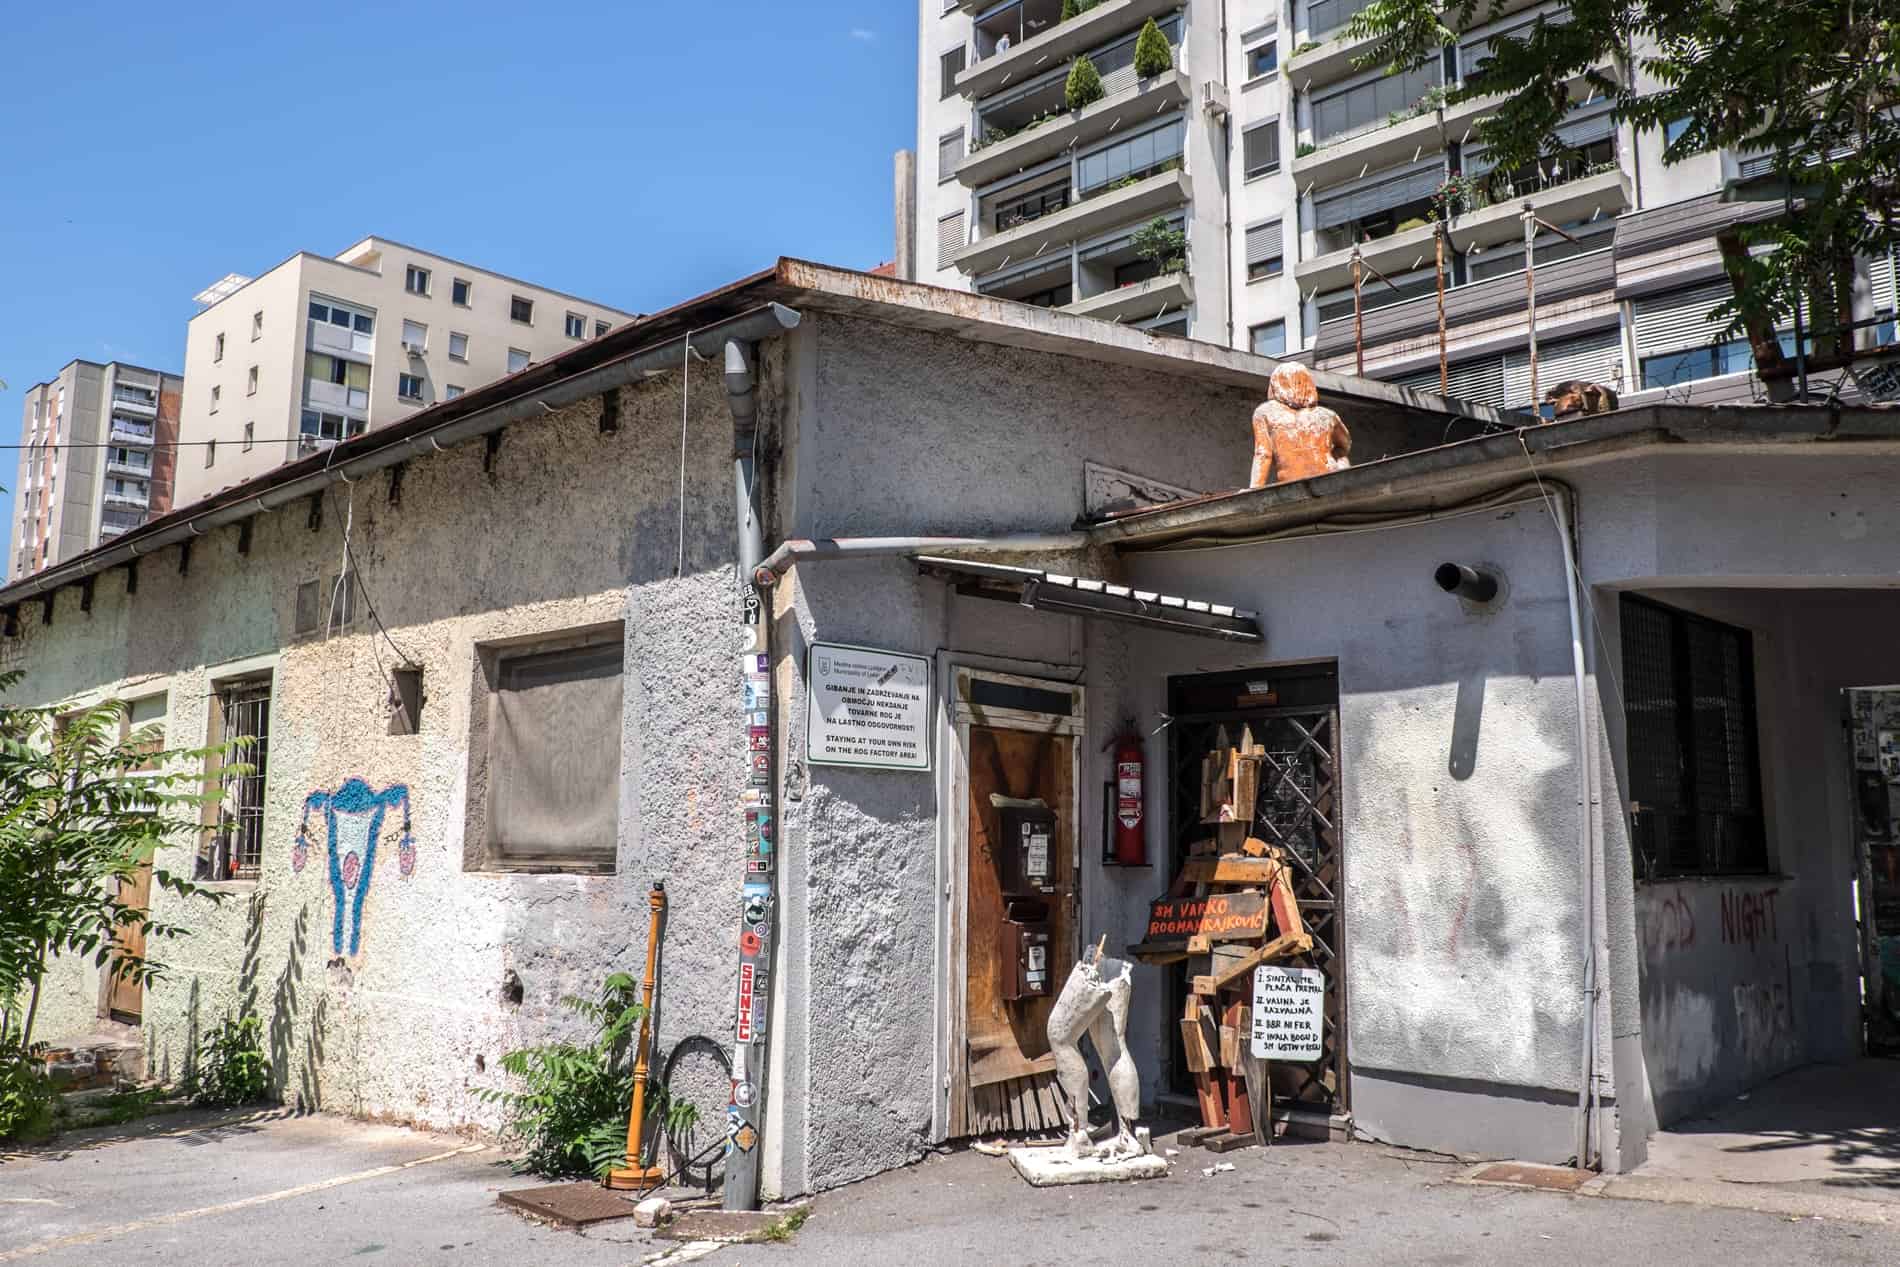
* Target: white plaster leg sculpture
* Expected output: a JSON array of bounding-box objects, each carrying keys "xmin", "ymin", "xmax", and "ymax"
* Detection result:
[{"xmin": 1008, "ymin": 951, "xmax": 1167, "ymax": 1186}]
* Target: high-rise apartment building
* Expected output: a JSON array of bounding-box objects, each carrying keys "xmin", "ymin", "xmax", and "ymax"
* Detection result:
[
  {"xmin": 915, "ymin": 1, "xmax": 1899, "ymax": 411},
  {"xmin": 9, "ymin": 361, "xmax": 182, "ymax": 579},
  {"xmin": 174, "ymin": 236, "xmax": 640, "ymax": 506}
]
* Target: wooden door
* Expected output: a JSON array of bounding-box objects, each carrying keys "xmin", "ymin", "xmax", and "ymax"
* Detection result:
[
  {"xmin": 949, "ymin": 668, "xmax": 1084, "ymax": 1138},
  {"xmin": 106, "ymin": 863, "xmax": 151, "ymax": 1023}
]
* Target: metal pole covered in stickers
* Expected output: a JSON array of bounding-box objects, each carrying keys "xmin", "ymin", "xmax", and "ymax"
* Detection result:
[{"xmin": 725, "ymin": 338, "xmax": 776, "ymax": 1211}]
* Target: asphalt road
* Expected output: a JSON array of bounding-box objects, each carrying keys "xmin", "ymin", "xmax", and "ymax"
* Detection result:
[{"xmin": 3, "ymin": 1109, "xmax": 1897, "ymax": 1266}]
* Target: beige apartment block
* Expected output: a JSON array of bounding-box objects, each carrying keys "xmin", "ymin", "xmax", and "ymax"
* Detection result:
[
  {"xmin": 9, "ymin": 360, "xmax": 182, "ymax": 579},
  {"xmin": 174, "ymin": 236, "xmax": 639, "ymax": 507}
]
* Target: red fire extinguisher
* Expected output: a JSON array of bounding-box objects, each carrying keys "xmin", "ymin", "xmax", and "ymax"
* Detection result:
[{"xmin": 1107, "ymin": 722, "xmax": 1146, "ymax": 866}]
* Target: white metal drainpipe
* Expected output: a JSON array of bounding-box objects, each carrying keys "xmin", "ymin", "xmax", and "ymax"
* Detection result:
[{"xmin": 1549, "ymin": 483, "xmax": 1604, "ymax": 1169}]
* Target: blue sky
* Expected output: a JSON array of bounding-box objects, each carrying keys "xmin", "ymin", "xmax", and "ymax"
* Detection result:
[{"xmin": 0, "ymin": 1, "xmax": 918, "ymax": 575}]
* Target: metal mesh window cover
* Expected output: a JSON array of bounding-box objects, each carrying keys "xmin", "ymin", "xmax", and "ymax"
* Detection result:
[
  {"xmin": 1633, "ymin": 280, "xmax": 1737, "ymax": 356},
  {"xmin": 938, "ymin": 129, "xmax": 965, "ymax": 179},
  {"xmin": 1620, "ymin": 596, "xmax": 1766, "ymax": 879},
  {"xmin": 1243, "ymin": 120, "xmax": 1280, "ymax": 179},
  {"xmin": 1167, "ymin": 665, "xmax": 1348, "ymax": 1114},
  {"xmin": 937, "ymin": 211, "xmax": 967, "ymax": 269},
  {"xmin": 488, "ymin": 641, "xmax": 624, "ymax": 863},
  {"xmin": 1313, "ymin": 158, "xmax": 1444, "ymax": 231},
  {"xmin": 215, "ymin": 679, "xmax": 271, "ymax": 880},
  {"xmin": 1246, "ymin": 220, "xmax": 1283, "ymax": 271},
  {"xmin": 940, "ymin": 46, "xmax": 966, "ymax": 98}
]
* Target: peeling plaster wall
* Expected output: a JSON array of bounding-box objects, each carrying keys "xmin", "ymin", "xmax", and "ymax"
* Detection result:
[{"xmin": 15, "ymin": 358, "xmax": 759, "ymax": 1139}]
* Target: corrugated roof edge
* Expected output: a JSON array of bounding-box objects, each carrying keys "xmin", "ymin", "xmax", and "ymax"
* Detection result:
[{"xmin": 1087, "ymin": 403, "xmax": 1900, "ymax": 548}]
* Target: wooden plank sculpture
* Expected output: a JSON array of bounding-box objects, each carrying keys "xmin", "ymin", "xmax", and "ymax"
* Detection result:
[{"xmin": 1129, "ymin": 819, "xmax": 1312, "ymax": 1152}]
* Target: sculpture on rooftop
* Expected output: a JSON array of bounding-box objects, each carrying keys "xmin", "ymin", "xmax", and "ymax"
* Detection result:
[{"xmin": 1250, "ymin": 362, "xmax": 1352, "ymax": 488}]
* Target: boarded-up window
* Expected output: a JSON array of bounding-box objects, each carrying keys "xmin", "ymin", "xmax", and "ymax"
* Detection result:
[
  {"xmin": 937, "ymin": 211, "xmax": 966, "ymax": 269},
  {"xmin": 938, "ymin": 128, "xmax": 964, "ymax": 181},
  {"xmin": 486, "ymin": 639, "xmax": 623, "ymax": 866}
]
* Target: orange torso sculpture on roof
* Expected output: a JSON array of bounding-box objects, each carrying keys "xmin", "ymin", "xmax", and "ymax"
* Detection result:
[{"xmin": 1249, "ymin": 362, "xmax": 1352, "ymax": 488}]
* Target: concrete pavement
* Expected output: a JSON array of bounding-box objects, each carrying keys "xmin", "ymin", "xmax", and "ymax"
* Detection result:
[{"xmin": 4, "ymin": 1107, "xmax": 1899, "ymax": 1265}]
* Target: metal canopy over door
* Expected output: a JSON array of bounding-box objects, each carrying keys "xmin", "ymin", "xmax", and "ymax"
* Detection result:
[
  {"xmin": 1167, "ymin": 664, "xmax": 1348, "ymax": 1117},
  {"xmin": 947, "ymin": 666, "xmax": 1085, "ymax": 1138}
]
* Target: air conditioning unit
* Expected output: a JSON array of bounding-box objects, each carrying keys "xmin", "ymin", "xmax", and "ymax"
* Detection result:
[
  {"xmin": 1201, "ymin": 80, "xmax": 1230, "ymax": 119},
  {"xmin": 402, "ymin": 341, "xmax": 425, "ymax": 357}
]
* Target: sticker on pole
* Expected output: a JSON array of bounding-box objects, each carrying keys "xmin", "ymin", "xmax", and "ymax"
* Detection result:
[
  {"xmin": 1251, "ymin": 965, "xmax": 1324, "ymax": 1062},
  {"xmin": 735, "ymin": 963, "xmax": 756, "ymax": 1045},
  {"xmin": 805, "ymin": 642, "xmax": 931, "ymax": 771}
]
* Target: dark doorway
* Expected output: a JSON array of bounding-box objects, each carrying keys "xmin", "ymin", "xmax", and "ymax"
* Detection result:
[{"xmin": 1166, "ymin": 663, "xmax": 1347, "ymax": 1117}]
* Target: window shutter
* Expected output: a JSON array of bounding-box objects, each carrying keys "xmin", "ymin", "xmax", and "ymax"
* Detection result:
[
  {"xmin": 941, "ymin": 46, "xmax": 966, "ymax": 99},
  {"xmin": 937, "ymin": 211, "xmax": 966, "ymax": 269},
  {"xmin": 1393, "ymin": 355, "xmax": 1508, "ymax": 408},
  {"xmin": 1633, "ymin": 281, "xmax": 1736, "ymax": 356},
  {"xmin": 1872, "ymin": 251, "xmax": 1898, "ymax": 315},
  {"xmin": 938, "ymin": 129, "xmax": 964, "ymax": 179},
  {"xmin": 1313, "ymin": 158, "xmax": 1442, "ymax": 230},
  {"xmin": 1553, "ymin": 104, "xmax": 1616, "ymax": 150},
  {"xmin": 1245, "ymin": 220, "xmax": 1282, "ymax": 270},
  {"xmin": 1243, "ymin": 120, "xmax": 1280, "ymax": 178},
  {"xmin": 1506, "ymin": 327, "xmax": 1624, "ymax": 403}
]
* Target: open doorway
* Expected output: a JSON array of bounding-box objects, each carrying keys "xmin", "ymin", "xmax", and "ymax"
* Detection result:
[{"xmin": 1845, "ymin": 688, "xmax": 1900, "ymax": 1055}]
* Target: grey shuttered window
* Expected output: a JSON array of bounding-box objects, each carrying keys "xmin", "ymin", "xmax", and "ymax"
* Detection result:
[
  {"xmin": 1312, "ymin": 158, "xmax": 1443, "ymax": 230},
  {"xmin": 937, "ymin": 211, "xmax": 966, "ymax": 269},
  {"xmin": 1246, "ymin": 220, "xmax": 1283, "ymax": 279},
  {"xmin": 1395, "ymin": 357, "xmax": 1507, "ymax": 408},
  {"xmin": 1633, "ymin": 281, "xmax": 1736, "ymax": 356},
  {"xmin": 1243, "ymin": 119, "xmax": 1280, "ymax": 179},
  {"xmin": 1312, "ymin": 61, "xmax": 1440, "ymax": 143},
  {"xmin": 941, "ymin": 46, "xmax": 966, "ymax": 98},
  {"xmin": 488, "ymin": 640, "xmax": 624, "ymax": 864},
  {"xmin": 938, "ymin": 129, "xmax": 964, "ymax": 181},
  {"xmin": 1502, "ymin": 327, "xmax": 1624, "ymax": 402}
]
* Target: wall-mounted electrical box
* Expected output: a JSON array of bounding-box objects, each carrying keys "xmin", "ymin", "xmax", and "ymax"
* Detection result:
[{"xmin": 996, "ymin": 803, "xmax": 1057, "ymax": 897}]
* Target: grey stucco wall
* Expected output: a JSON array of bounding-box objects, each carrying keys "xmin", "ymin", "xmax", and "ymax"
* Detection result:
[
  {"xmin": 1116, "ymin": 500, "xmax": 1596, "ymax": 1165},
  {"xmin": 14, "ymin": 357, "xmax": 759, "ymax": 1145}
]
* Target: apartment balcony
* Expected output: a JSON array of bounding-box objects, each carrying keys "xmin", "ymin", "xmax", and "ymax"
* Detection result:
[
  {"xmin": 1065, "ymin": 270, "xmax": 1194, "ymax": 324},
  {"xmin": 109, "ymin": 421, "xmax": 155, "ymax": 447},
  {"xmin": 954, "ymin": 168, "xmax": 1190, "ymax": 276},
  {"xmin": 957, "ymin": 69, "xmax": 1190, "ymax": 187},
  {"xmin": 308, "ymin": 318, "xmax": 375, "ymax": 360},
  {"xmin": 1294, "ymin": 166, "xmax": 1629, "ymax": 292},
  {"xmin": 956, "ymin": 0, "xmax": 1182, "ymax": 101},
  {"xmin": 99, "ymin": 511, "xmax": 144, "ymax": 539},
  {"xmin": 1285, "ymin": 22, "xmax": 1381, "ymax": 92},
  {"xmin": 103, "ymin": 490, "xmax": 149, "ymax": 510},
  {"xmin": 304, "ymin": 379, "xmax": 371, "ymax": 415},
  {"xmin": 108, "ymin": 393, "xmax": 156, "ymax": 417},
  {"xmin": 105, "ymin": 456, "xmax": 153, "ymax": 479}
]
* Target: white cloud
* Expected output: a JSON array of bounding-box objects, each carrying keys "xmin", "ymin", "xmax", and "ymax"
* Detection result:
[{"xmin": 848, "ymin": 27, "xmax": 877, "ymax": 42}]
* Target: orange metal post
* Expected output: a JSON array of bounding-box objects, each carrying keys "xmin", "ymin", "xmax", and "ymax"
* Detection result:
[{"xmin": 607, "ymin": 883, "xmax": 669, "ymax": 1191}]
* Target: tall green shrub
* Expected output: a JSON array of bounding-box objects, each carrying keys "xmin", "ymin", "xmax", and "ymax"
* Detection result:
[
  {"xmin": 0, "ymin": 674, "xmax": 226, "ymax": 1051},
  {"xmin": 1133, "ymin": 18, "xmax": 1173, "ymax": 79},
  {"xmin": 1065, "ymin": 55, "xmax": 1105, "ymax": 111}
]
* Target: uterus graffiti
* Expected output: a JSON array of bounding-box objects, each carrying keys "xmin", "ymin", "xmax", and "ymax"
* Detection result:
[{"xmin": 293, "ymin": 778, "xmax": 416, "ymax": 959}]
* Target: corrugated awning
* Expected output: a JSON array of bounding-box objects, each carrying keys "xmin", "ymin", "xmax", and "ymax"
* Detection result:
[{"xmin": 913, "ymin": 557, "xmax": 1262, "ymax": 643}]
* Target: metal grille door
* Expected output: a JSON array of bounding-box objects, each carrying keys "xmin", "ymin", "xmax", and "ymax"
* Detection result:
[
  {"xmin": 1168, "ymin": 667, "xmax": 1348, "ymax": 1115},
  {"xmin": 218, "ymin": 680, "xmax": 271, "ymax": 879}
]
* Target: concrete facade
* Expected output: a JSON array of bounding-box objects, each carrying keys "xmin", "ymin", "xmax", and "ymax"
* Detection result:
[
  {"xmin": 916, "ymin": 2, "xmax": 1900, "ymax": 410},
  {"xmin": 174, "ymin": 238, "xmax": 639, "ymax": 507},
  {"xmin": 8, "ymin": 360, "xmax": 182, "ymax": 579}
]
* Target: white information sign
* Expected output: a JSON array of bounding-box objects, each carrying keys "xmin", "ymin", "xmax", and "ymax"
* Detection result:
[
  {"xmin": 1250, "ymin": 965, "xmax": 1325, "ymax": 1062},
  {"xmin": 805, "ymin": 643, "xmax": 932, "ymax": 771}
]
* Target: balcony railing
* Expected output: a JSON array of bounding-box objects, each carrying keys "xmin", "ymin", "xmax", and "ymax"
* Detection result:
[
  {"xmin": 106, "ymin": 456, "xmax": 152, "ymax": 478},
  {"xmin": 103, "ymin": 490, "xmax": 149, "ymax": 509},
  {"xmin": 110, "ymin": 394, "xmax": 157, "ymax": 417},
  {"xmin": 110, "ymin": 418, "xmax": 156, "ymax": 444}
]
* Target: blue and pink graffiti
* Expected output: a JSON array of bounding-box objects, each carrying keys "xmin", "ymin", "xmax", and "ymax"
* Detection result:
[{"xmin": 294, "ymin": 778, "xmax": 415, "ymax": 956}]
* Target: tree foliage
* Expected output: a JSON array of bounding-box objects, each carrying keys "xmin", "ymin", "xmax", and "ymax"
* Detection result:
[
  {"xmin": 1346, "ymin": 1, "xmax": 1900, "ymax": 359},
  {"xmin": 1134, "ymin": 18, "xmax": 1174, "ymax": 80},
  {"xmin": 0, "ymin": 673, "xmax": 227, "ymax": 1050},
  {"xmin": 1132, "ymin": 216, "xmax": 1188, "ymax": 271},
  {"xmin": 1065, "ymin": 55, "xmax": 1106, "ymax": 111}
]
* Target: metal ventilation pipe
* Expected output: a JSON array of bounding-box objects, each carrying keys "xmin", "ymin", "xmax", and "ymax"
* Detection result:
[{"xmin": 1435, "ymin": 563, "xmax": 1500, "ymax": 603}]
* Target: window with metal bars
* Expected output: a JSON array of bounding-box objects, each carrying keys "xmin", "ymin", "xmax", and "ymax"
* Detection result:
[
  {"xmin": 202, "ymin": 676, "xmax": 271, "ymax": 881},
  {"xmin": 1621, "ymin": 596, "xmax": 1767, "ymax": 880}
]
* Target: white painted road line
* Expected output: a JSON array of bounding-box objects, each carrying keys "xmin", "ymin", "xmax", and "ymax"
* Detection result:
[{"xmin": 0, "ymin": 1142, "xmax": 488, "ymax": 1262}]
